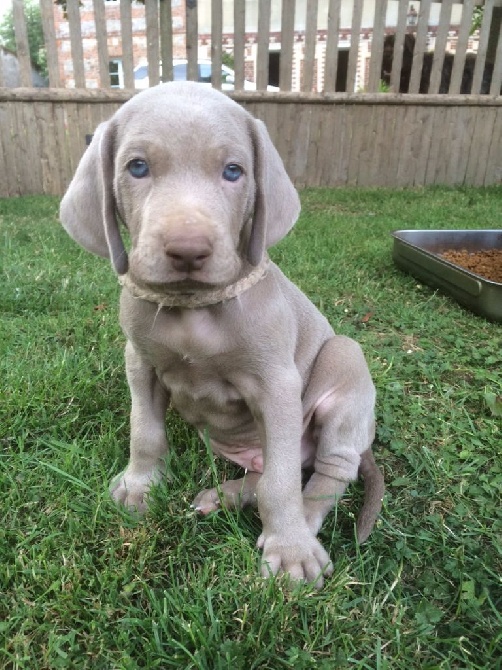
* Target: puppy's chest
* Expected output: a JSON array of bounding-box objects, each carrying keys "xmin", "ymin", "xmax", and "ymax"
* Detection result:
[
  {"xmin": 125, "ymin": 304, "xmax": 248, "ymax": 422},
  {"xmin": 125, "ymin": 302, "xmax": 226, "ymax": 359}
]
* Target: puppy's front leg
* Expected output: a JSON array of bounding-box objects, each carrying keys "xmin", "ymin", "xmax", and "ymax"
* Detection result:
[
  {"xmin": 251, "ymin": 370, "xmax": 333, "ymax": 587},
  {"xmin": 110, "ymin": 341, "xmax": 170, "ymax": 513}
]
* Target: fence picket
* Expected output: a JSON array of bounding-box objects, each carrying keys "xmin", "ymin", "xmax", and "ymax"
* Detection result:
[
  {"xmin": 186, "ymin": 0, "xmax": 198, "ymax": 81},
  {"xmin": 279, "ymin": 0, "xmax": 295, "ymax": 91},
  {"xmin": 66, "ymin": 0, "xmax": 86, "ymax": 88},
  {"xmin": 465, "ymin": 106, "xmax": 497, "ymax": 185},
  {"xmin": 211, "ymin": 0, "xmax": 223, "ymax": 89},
  {"xmin": 409, "ymin": 0, "xmax": 432, "ymax": 94},
  {"xmin": 53, "ymin": 101, "xmax": 72, "ymax": 191},
  {"xmin": 0, "ymin": 103, "xmax": 18, "ymax": 195},
  {"xmin": 9, "ymin": 100, "xmax": 26, "ymax": 193},
  {"xmin": 367, "ymin": 0, "xmax": 387, "ymax": 92},
  {"xmin": 145, "ymin": 0, "xmax": 160, "ymax": 86},
  {"xmin": 92, "ymin": 0, "xmax": 110, "ymax": 88},
  {"xmin": 302, "ymin": 0, "xmax": 318, "ymax": 93},
  {"xmin": 429, "ymin": 0, "xmax": 453, "ymax": 94},
  {"xmin": 36, "ymin": 102, "xmax": 60, "ymax": 194},
  {"xmin": 21, "ymin": 103, "xmax": 43, "ymax": 190},
  {"xmin": 446, "ymin": 106, "xmax": 473, "ymax": 183},
  {"xmin": 347, "ymin": 0, "xmax": 363, "ymax": 93},
  {"xmin": 40, "ymin": 0, "xmax": 60, "ymax": 87},
  {"xmin": 490, "ymin": 11, "xmax": 502, "ymax": 94},
  {"xmin": 256, "ymin": 0, "xmax": 271, "ymax": 90},
  {"xmin": 324, "ymin": 0, "xmax": 341, "ymax": 92},
  {"xmin": 486, "ymin": 102, "xmax": 502, "ymax": 181},
  {"xmin": 388, "ymin": 0, "xmax": 409, "ymax": 92},
  {"xmin": 472, "ymin": 0, "xmax": 494, "ymax": 94},
  {"xmin": 159, "ymin": 0, "xmax": 173, "ymax": 82},
  {"xmin": 12, "ymin": 0, "xmax": 32, "ymax": 87},
  {"xmin": 233, "ymin": 0, "xmax": 246, "ymax": 90},
  {"xmin": 120, "ymin": 0, "xmax": 135, "ymax": 89},
  {"xmin": 449, "ymin": 0, "xmax": 475, "ymax": 94}
]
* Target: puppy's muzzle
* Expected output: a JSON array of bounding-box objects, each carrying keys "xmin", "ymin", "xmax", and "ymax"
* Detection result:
[{"xmin": 164, "ymin": 234, "xmax": 213, "ymax": 273}]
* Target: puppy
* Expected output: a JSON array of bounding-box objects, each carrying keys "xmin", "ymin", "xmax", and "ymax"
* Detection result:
[{"xmin": 60, "ymin": 82, "xmax": 384, "ymax": 586}]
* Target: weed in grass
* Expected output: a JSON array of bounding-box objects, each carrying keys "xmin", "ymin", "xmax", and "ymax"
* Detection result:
[{"xmin": 1, "ymin": 189, "xmax": 500, "ymax": 669}]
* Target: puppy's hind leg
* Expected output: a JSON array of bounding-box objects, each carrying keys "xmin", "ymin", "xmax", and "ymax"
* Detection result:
[
  {"xmin": 192, "ymin": 471, "xmax": 261, "ymax": 514},
  {"xmin": 302, "ymin": 335, "xmax": 383, "ymax": 542}
]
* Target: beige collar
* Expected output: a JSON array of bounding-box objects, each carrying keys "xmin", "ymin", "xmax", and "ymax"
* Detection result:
[{"xmin": 118, "ymin": 257, "xmax": 270, "ymax": 309}]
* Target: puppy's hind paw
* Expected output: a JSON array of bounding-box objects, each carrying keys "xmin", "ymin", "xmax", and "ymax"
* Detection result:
[
  {"xmin": 191, "ymin": 488, "xmax": 221, "ymax": 515},
  {"xmin": 192, "ymin": 473, "xmax": 261, "ymax": 515}
]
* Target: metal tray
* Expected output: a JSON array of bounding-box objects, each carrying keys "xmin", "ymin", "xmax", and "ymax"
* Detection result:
[{"xmin": 391, "ymin": 230, "xmax": 502, "ymax": 322}]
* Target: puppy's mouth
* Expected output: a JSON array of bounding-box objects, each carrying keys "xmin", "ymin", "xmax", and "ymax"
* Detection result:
[
  {"xmin": 153, "ymin": 277, "xmax": 221, "ymax": 291},
  {"xmin": 121, "ymin": 257, "xmax": 270, "ymax": 309},
  {"xmin": 128, "ymin": 270, "xmax": 228, "ymax": 293}
]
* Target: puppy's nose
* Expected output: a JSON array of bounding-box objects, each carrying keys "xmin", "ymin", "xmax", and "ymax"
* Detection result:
[{"xmin": 164, "ymin": 236, "xmax": 213, "ymax": 272}]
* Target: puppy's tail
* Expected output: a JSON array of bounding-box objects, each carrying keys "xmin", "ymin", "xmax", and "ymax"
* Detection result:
[{"xmin": 356, "ymin": 449, "xmax": 385, "ymax": 544}]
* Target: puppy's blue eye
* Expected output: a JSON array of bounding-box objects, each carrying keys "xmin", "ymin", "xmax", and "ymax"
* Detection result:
[
  {"xmin": 127, "ymin": 159, "xmax": 149, "ymax": 178},
  {"xmin": 222, "ymin": 164, "xmax": 243, "ymax": 182}
]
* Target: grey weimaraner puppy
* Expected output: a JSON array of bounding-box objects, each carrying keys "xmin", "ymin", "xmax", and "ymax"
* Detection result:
[{"xmin": 60, "ymin": 82, "xmax": 384, "ymax": 587}]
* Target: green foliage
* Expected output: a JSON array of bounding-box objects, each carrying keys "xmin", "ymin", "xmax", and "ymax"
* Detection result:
[
  {"xmin": 222, "ymin": 51, "xmax": 235, "ymax": 69},
  {"xmin": 1, "ymin": 188, "xmax": 501, "ymax": 668},
  {"xmin": 471, "ymin": 7, "xmax": 484, "ymax": 34},
  {"xmin": 0, "ymin": 0, "xmax": 47, "ymax": 77}
]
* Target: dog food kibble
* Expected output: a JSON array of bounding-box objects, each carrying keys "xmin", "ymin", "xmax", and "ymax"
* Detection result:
[{"xmin": 440, "ymin": 249, "xmax": 502, "ymax": 284}]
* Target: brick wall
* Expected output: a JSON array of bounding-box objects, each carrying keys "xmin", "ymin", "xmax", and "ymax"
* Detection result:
[{"xmin": 54, "ymin": 0, "xmax": 186, "ymax": 88}]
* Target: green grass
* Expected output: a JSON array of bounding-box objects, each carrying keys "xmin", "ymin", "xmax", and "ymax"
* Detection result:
[{"xmin": 1, "ymin": 188, "xmax": 501, "ymax": 669}]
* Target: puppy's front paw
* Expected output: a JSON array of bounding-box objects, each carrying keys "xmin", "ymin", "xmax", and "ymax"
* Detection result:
[
  {"xmin": 257, "ymin": 530, "xmax": 333, "ymax": 588},
  {"xmin": 109, "ymin": 466, "xmax": 164, "ymax": 513}
]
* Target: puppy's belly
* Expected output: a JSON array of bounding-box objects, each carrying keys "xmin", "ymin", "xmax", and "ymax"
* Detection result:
[
  {"xmin": 163, "ymin": 373, "xmax": 258, "ymax": 441},
  {"xmin": 209, "ymin": 438, "xmax": 265, "ymax": 472},
  {"xmin": 210, "ymin": 430, "xmax": 316, "ymax": 473},
  {"xmin": 160, "ymin": 372, "xmax": 316, "ymax": 472}
]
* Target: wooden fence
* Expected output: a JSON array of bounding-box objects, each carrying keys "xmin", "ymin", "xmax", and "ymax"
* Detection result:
[
  {"xmin": 2, "ymin": 87, "xmax": 502, "ymax": 197},
  {"xmin": 1, "ymin": 0, "xmax": 502, "ymax": 196}
]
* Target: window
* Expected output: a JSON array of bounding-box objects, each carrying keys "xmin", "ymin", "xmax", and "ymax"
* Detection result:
[{"xmin": 109, "ymin": 59, "xmax": 124, "ymax": 88}]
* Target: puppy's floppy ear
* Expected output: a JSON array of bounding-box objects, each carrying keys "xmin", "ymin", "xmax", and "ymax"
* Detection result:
[
  {"xmin": 247, "ymin": 118, "xmax": 301, "ymax": 266},
  {"xmin": 60, "ymin": 120, "xmax": 128, "ymax": 275}
]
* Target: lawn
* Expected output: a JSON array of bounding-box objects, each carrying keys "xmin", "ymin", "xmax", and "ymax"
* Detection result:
[{"xmin": 1, "ymin": 187, "xmax": 500, "ymax": 669}]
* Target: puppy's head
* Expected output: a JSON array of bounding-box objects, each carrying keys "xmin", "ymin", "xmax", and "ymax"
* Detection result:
[{"xmin": 60, "ymin": 82, "xmax": 300, "ymax": 288}]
